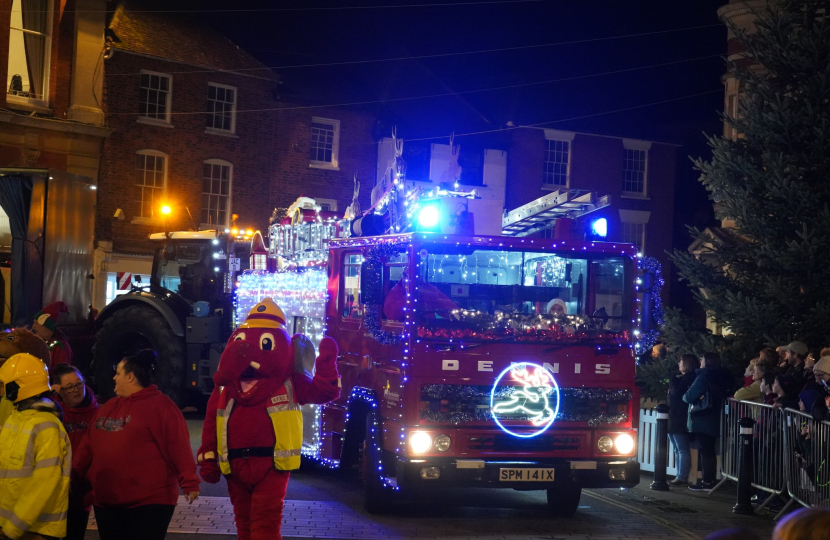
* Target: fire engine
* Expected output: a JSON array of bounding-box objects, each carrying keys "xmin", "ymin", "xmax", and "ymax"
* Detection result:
[{"xmin": 235, "ymin": 188, "xmax": 641, "ymax": 516}]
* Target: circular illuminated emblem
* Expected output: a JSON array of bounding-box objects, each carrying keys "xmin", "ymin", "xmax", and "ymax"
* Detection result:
[{"xmin": 490, "ymin": 362, "xmax": 560, "ymax": 438}]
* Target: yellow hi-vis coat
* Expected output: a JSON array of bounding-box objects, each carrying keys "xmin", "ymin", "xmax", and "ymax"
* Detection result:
[
  {"xmin": 217, "ymin": 379, "xmax": 302, "ymax": 474},
  {"xmin": 0, "ymin": 407, "xmax": 71, "ymax": 539}
]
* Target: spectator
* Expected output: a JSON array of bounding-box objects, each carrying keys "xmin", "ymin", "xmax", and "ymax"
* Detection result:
[
  {"xmin": 775, "ymin": 345, "xmax": 789, "ymax": 369},
  {"xmin": 759, "ymin": 347, "xmax": 778, "ymax": 367},
  {"xmin": 73, "ymin": 350, "xmax": 200, "ymax": 540},
  {"xmin": 779, "ymin": 341, "xmax": 808, "ymax": 387},
  {"xmin": 0, "ymin": 353, "xmax": 71, "ymax": 539},
  {"xmin": 772, "ymin": 374, "xmax": 800, "ymax": 410},
  {"xmin": 812, "ymin": 356, "xmax": 830, "ymax": 386},
  {"xmin": 734, "ymin": 360, "xmax": 768, "ymax": 403},
  {"xmin": 51, "ymin": 364, "xmax": 99, "ymax": 540},
  {"xmin": 741, "ymin": 358, "xmax": 757, "ymax": 388},
  {"xmin": 772, "ymin": 507, "xmax": 830, "ymax": 540},
  {"xmin": 667, "ymin": 353, "xmax": 698, "ymax": 486},
  {"xmin": 760, "ymin": 373, "xmax": 777, "ymax": 405},
  {"xmin": 31, "ymin": 300, "xmax": 73, "ymax": 367},
  {"xmin": 683, "ymin": 352, "xmax": 733, "ymax": 491}
]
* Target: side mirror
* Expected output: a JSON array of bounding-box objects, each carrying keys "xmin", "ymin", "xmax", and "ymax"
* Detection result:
[{"xmin": 360, "ymin": 260, "xmax": 383, "ymax": 305}]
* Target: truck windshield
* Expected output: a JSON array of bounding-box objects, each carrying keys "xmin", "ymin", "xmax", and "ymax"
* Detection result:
[{"xmin": 416, "ymin": 247, "xmax": 631, "ymax": 343}]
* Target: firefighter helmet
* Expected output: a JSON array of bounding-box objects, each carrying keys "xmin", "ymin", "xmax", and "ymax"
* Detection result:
[
  {"xmin": 239, "ymin": 298, "xmax": 286, "ymax": 330},
  {"xmin": 0, "ymin": 353, "xmax": 50, "ymax": 403}
]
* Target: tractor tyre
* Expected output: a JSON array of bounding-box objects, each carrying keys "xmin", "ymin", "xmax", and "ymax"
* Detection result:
[{"xmin": 93, "ymin": 304, "xmax": 186, "ymax": 407}]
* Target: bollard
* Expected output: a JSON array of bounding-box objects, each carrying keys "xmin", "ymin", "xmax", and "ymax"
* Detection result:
[
  {"xmin": 733, "ymin": 416, "xmax": 756, "ymax": 514},
  {"xmin": 650, "ymin": 403, "xmax": 670, "ymax": 491}
]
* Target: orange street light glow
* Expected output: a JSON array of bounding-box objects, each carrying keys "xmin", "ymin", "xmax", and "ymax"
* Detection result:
[{"xmin": 161, "ymin": 205, "xmax": 172, "ymax": 215}]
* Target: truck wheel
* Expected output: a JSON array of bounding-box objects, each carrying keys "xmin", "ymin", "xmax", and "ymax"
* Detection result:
[
  {"xmin": 361, "ymin": 411, "xmax": 394, "ymax": 514},
  {"xmin": 546, "ymin": 484, "xmax": 581, "ymax": 517},
  {"xmin": 93, "ymin": 305, "xmax": 186, "ymax": 407}
]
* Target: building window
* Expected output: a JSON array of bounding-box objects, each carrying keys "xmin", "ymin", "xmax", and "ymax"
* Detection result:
[
  {"xmin": 207, "ymin": 83, "xmax": 236, "ymax": 133},
  {"xmin": 6, "ymin": 0, "xmax": 53, "ymax": 106},
  {"xmin": 315, "ymin": 198, "xmax": 337, "ymax": 212},
  {"xmin": 309, "ymin": 117, "xmax": 340, "ymax": 169},
  {"xmin": 135, "ymin": 150, "xmax": 168, "ymax": 220},
  {"xmin": 544, "ymin": 139, "xmax": 570, "ymax": 187},
  {"xmin": 138, "ymin": 70, "xmax": 172, "ymax": 124},
  {"xmin": 201, "ymin": 159, "xmax": 232, "ymax": 228},
  {"xmin": 622, "ymin": 148, "xmax": 647, "ymax": 194},
  {"xmin": 621, "ymin": 222, "xmax": 645, "ymax": 254}
]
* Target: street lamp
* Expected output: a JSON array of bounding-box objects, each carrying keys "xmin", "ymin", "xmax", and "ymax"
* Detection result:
[{"xmin": 161, "ymin": 205, "xmax": 172, "ymax": 216}]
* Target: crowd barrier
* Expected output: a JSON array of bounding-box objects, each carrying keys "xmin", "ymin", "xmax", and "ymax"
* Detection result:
[
  {"xmin": 711, "ymin": 398, "xmax": 829, "ymax": 517},
  {"xmin": 776, "ymin": 407, "xmax": 830, "ymax": 517},
  {"xmin": 711, "ymin": 399, "xmax": 787, "ymax": 511}
]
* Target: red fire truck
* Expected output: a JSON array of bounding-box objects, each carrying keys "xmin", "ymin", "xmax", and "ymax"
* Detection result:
[{"xmin": 237, "ymin": 202, "xmax": 640, "ymax": 516}]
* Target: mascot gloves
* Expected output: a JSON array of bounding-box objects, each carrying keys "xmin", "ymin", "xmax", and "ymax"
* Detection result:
[
  {"xmin": 314, "ymin": 338, "xmax": 339, "ymax": 379},
  {"xmin": 199, "ymin": 460, "xmax": 221, "ymax": 484}
]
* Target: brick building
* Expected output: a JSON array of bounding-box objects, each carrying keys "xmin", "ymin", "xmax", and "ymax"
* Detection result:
[
  {"xmin": 378, "ymin": 127, "xmax": 677, "ymax": 294},
  {"xmin": 505, "ymin": 127, "xmax": 677, "ymax": 279},
  {"xmin": 1, "ymin": 0, "xmax": 109, "ymax": 194},
  {"xmin": 94, "ymin": 3, "xmax": 377, "ymax": 308}
]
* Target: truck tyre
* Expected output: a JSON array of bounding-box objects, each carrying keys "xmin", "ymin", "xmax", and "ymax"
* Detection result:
[
  {"xmin": 93, "ymin": 304, "xmax": 186, "ymax": 407},
  {"xmin": 546, "ymin": 483, "xmax": 582, "ymax": 517},
  {"xmin": 362, "ymin": 411, "xmax": 394, "ymax": 514}
]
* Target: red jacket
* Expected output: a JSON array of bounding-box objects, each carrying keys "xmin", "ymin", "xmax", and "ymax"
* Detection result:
[
  {"xmin": 73, "ymin": 385, "xmax": 199, "ymax": 508},
  {"xmin": 56, "ymin": 387, "xmax": 99, "ymax": 511}
]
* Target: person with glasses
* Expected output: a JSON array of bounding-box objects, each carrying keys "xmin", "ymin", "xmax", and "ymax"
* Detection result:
[{"xmin": 51, "ymin": 364, "xmax": 99, "ymax": 540}]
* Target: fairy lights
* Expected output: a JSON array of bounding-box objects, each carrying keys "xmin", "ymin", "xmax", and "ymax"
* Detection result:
[
  {"xmin": 634, "ymin": 256, "xmax": 665, "ymax": 356},
  {"xmin": 490, "ymin": 363, "xmax": 560, "ymax": 438}
]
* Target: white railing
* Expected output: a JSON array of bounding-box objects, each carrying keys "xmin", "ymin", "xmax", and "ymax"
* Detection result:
[{"xmin": 637, "ymin": 408, "xmax": 678, "ymax": 476}]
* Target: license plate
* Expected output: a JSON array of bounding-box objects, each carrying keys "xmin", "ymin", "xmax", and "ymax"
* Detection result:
[{"xmin": 499, "ymin": 468, "xmax": 555, "ymax": 481}]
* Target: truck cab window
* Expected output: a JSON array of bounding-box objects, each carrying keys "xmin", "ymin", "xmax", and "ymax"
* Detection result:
[
  {"xmin": 381, "ymin": 253, "xmax": 408, "ymax": 321},
  {"xmin": 342, "ymin": 253, "xmax": 364, "ymax": 319}
]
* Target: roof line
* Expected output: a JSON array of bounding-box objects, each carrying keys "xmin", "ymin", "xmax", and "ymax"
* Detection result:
[
  {"xmin": 109, "ymin": 48, "xmax": 278, "ymax": 82},
  {"xmin": 517, "ymin": 125, "xmax": 684, "ymax": 147}
]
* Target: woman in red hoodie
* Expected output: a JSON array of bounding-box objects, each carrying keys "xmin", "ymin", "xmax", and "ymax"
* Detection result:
[
  {"xmin": 73, "ymin": 350, "xmax": 199, "ymax": 540},
  {"xmin": 51, "ymin": 364, "xmax": 99, "ymax": 540}
]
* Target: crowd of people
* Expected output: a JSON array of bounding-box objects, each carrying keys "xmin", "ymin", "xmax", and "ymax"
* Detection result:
[
  {"xmin": 665, "ymin": 340, "xmax": 830, "ymax": 493},
  {"xmin": 0, "ymin": 304, "xmax": 198, "ymax": 540}
]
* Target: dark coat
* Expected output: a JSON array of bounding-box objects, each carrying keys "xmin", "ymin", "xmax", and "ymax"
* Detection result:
[
  {"xmin": 683, "ymin": 367, "xmax": 734, "ymax": 438},
  {"xmin": 667, "ymin": 372, "xmax": 696, "ymax": 434}
]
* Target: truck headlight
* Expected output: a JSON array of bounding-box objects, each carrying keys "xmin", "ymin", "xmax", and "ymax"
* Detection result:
[
  {"xmin": 614, "ymin": 433, "xmax": 635, "ymax": 454},
  {"xmin": 434, "ymin": 434, "xmax": 451, "ymax": 452},
  {"xmin": 410, "ymin": 431, "xmax": 433, "ymax": 454},
  {"xmin": 597, "ymin": 436, "xmax": 613, "ymax": 453}
]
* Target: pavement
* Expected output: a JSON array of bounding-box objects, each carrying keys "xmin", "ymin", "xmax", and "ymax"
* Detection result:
[{"xmin": 82, "ymin": 472, "xmax": 783, "ymax": 540}]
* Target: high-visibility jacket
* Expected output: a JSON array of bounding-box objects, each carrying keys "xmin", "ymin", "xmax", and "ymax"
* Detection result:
[
  {"xmin": 0, "ymin": 405, "xmax": 71, "ymax": 539},
  {"xmin": 216, "ymin": 378, "xmax": 302, "ymax": 474}
]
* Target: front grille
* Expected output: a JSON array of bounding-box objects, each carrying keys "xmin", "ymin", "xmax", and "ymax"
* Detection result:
[
  {"xmin": 467, "ymin": 434, "xmax": 581, "ymax": 453},
  {"xmin": 420, "ymin": 384, "xmax": 631, "ymax": 426}
]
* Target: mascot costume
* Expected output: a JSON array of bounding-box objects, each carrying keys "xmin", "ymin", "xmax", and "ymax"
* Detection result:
[
  {"xmin": 197, "ymin": 299, "xmax": 340, "ymax": 540},
  {"xmin": 0, "ymin": 328, "xmax": 52, "ymax": 427}
]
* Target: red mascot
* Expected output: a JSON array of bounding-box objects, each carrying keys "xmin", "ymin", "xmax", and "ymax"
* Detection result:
[{"xmin": 197, "ymin": 298, "xmax": 340, "ymax": 540}]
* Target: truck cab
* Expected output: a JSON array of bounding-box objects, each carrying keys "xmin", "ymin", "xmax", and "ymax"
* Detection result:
[{"xmin": 314, "ymin": 233, "xmax": 640, "ymax": 515}]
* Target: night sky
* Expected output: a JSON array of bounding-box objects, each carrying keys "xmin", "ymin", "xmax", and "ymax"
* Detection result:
[{"xmin": 165, "ymin": 0, "xmax": 727, "ymax": 283}]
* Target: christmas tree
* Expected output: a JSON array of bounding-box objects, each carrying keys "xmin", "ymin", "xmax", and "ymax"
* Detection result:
[{"xmin": 671, "ymin": 0, "xmax": 830, "ymax": 367}]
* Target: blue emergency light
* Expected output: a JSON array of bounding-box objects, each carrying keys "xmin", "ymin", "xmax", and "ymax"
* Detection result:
[
  {"xmin": 417, "ymin": 201, "xmax": 441, "ymax": 230},
  {"xmin": 590, "ymin": 217, "xmax": 608, "ymax": 238}
]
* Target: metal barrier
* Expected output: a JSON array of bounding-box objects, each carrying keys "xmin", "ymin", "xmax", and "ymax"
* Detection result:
[
  {"xmin": 776, "ymin": 407, "xmax": 830, "ymax": 517},
  {"xmin": 711, "ymin": 399, "xmax": 787, "ymax": 512}
]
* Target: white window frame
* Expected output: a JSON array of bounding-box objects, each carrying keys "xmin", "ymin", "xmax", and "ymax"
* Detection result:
[
  {"xmin": 618, "ymin": 209, "xmax": 650, "ymax": 255},
  {"xmin": 206, "ymin": 82, "xmax": 237, "ymax": 136},
  {"xmin": 6, "ymin": 0, "xmax": 54, "ymax": 110},
  {"xmin": 542, "ymin": 129, "xmax": 574, "ymax": 189},
  {"xmin": 621, "ymin": 139, "xmax": 651, "ymax": 197},
  {"xmin": 315, "ymin": 198, "xmax": 338, "ymax": 212},
  {"xmin": 133, "ymin": 150, "xmax": 168, "ymax": 224},
  {"xmin": 309, "ymin": 117, "xmax": 340, "ymax": 170},
  {"xmin": 137, "ymin": 69, "xmax": 173, "ymax": 127},
  {"xmin": 200, "ymin": 159, "xmax": 233, "ymax": 229}
]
